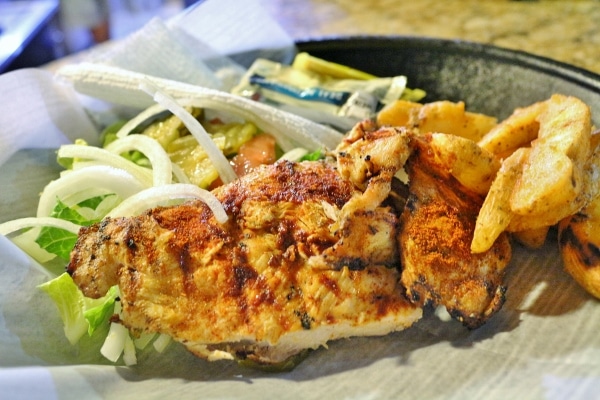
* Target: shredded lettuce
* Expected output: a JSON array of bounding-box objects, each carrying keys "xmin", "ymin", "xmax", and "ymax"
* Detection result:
[
  {"xmin": 300, "ymin": 149, "xmax": 325, "ymax": 161},
  {"xmin": 84, "ymin": 286, "xmax": 119, "ymax": 336},
  {"xmin": 35, "ymin": 196, "xmax": 113, "ymax": 260},
  {"xmin": 100, "ymin": 120, "xmax": 127, "ymax": 148},
  {"xmin": 38, "ymin": 273, "xmax": 118, "ymax": 345},
  {"xmin": 77, "ymin": 194, "xmax": 113, "ymax": 211},
  {"xmin": 34, "ymin": 227, "xmax": 78, "ymax": 261}
]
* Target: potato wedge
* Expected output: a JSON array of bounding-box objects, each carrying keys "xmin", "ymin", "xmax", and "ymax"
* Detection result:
[
  {"xmin": 377, "ymin": 99, "xmax": 422, "ymax": 127},
  {"xmin": 507, "ymin": 121, "xmax": 599, "ymax": 233},
  {"xmin": 537, "ymin": 94, "xmax": 591, "ymax": 162},
  {"xmin": 512, "ymin": 226, "xmax": 550, "ymax": 249},
  {"xmin": 477, "ymin": 100, "xmax": 545, "ymax": 157},
  {"xmin": 471, "ymin": 148, "xmax": 528, "ymax": 253},
  {"xmin": 377, "ymin": 100, "xmax": 497, "ymax": 142},
  {"xmin": 510, "ymin": 144, "xmax": 584, "ymax": 216},
  {"xmin": 510, "ymin": 95, "xmax": 592, "ymax": 217},
  {"xmin": 465, "ymin": 112, "xmax": 500, "ymax": 141},
  {"xmin": 418, "ymin": 101, "xmax": 497, "ymax": 142},
  {"xmin": 428, "ymin": 133, "xmax": 500, "ymax": 195}
]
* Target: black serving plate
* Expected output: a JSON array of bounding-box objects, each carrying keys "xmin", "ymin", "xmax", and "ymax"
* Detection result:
[{"xmin": 297, "ymin": 36, "xmax": 600, "ymax": 123}]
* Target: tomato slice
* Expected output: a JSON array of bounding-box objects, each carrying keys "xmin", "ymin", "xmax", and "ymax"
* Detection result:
[
  {"xmin": 208, "ymin": 133, "xmax": 277, "ymax": 190},
  {"xmin": 231, "ymin": 133, "xmax": 277, "ymax": 176}
]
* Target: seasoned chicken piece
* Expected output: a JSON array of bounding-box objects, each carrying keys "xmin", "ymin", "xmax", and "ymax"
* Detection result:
[
  {"xmin": 399, "ymin": 134, "xmax": 512, "ymax": 329},
  {"xmin": 311, "ymin": 120, "xmax": 414, "ymax": 270},
  {"xmin": 335, "ymin": 120, "xmax": 412, "ymax": 200},
  {"xmin": 68, "ymin": 158, "xmax": 421, "ymax": 366}
]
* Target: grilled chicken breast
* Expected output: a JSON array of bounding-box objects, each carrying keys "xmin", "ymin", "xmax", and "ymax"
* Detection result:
[
  {"xmin": 68, "ymin": 124, "xmax": 422, "ymax": 365},
  {"xmin": 399, "ymin": 134, "xmax": 512, "ymax": 328}
]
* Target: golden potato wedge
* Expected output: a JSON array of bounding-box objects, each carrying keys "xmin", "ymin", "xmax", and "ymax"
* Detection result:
[
  {"xmin": 507, "ymin": 208, "xmax": 567, "ymax": 233},
  {"xmin": 537, "ymin": 94, "xmax": 592, "ymax": 162},
  {"xmin": 512, "ymin": 226, "xmax": 550, "ymax": 249},
  {"xmin": 507, "ymin": 170, "xmax": 598, "ymax": 232},
  {"xmin": 507, "ymin": 120, "xmax": 599, "ymax": 233},
  {"xmin": 510, "ymin": 95, "xmax": 592, "ymax": 217},
  {"xmin": 377, "ymin": 100, "xmax": 497, "ymax": 142},
  {"xmin": 377, "ymin": 99, "xmax": 422, "ymax": 127},
  {"xmin": 464, "ymin": 111, "xmax": 500, "ymax": 142},
  {"xmin": 418, "ymin": 101, "xmax": 497, "ymax": 142},
  {"xmin": 477, "ymin": 100, "xmax": 545, "ymax": 157},
  {"xmin": 510, "ymin": 144, "xmax": 584, "ymax": 216},
  {"xmin": 471, "ymin": 147, "xmax": 529, "ymax": 253},
  {"xmin": 428, "ymin": 133, "xmax": 501, "ymax": 195}
]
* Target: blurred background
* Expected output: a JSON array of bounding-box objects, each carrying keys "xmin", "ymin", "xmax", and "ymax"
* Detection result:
[
  {"xmin": 0, "ymin": 0, "xmax": 191, "ymax": 72},
  {"xmin": 1, "ymin": 0, "xmax": 599, "ymax": 74}
]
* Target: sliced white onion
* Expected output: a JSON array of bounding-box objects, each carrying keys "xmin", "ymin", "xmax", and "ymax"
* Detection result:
[
  {"xmin": 115, "ymin": 103, "xmax": 167, "ymax": 138},
  {"xmin": 122, "ymin": 333, "xmax": 137, "ymax": 366},
  {"xmin": 107, "ymin": 183, "xmax": 228, "ymax": 223},
  {"xmin": 170, "ymin": 162, "xmax": 190, "ymax": 184},
  {"xmin": 76, "ymin": 194, "xmax": 121, "ymax": 222},
  {"xmin": 37, "ymin": 166, "xmax": 147, "ymax": 218},
  {"xmin": 0, "ymin": 217, "xmax": 82, "ymax": 236},
  {"xmin": 9, "ymin": 227, "xmax": 57, "ymax": 265},
  {"xmin": 133, "ymin": 332, "xmax": 156, "ymax": 350},
  {"xmin": 139, "ymin": 80, "xmax": 238, "ymax": 185},
  {"xmin": 70, "ymin": 160, "xmax": 109, "ymax": 170},
  {"xmin": 101, "ymin": 322, "xmax": 128, "ymax": 363},
  {"xmin": 58, "ymin": 144, "xmax": 154, "ymax": 187},
  {"xmin": 174, "ymin": 97, "xmax": 320, "ymax": 154},
  {"xmin": 104, "ymin": 135, "xmax": 172, "ymax": 187},
  {"xmin": 152, "ymin": 333, "xmax": 171, "ymax": 353},
  {"xmin": 43, "ymin": 183, "xmax": 117, "ymax": 210}
]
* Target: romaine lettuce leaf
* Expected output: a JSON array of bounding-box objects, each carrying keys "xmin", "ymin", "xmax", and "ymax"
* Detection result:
[
  {"xmin": 38, "ymin": 272, "xmax": 118, "ymax": 344},
  {"xmin": 34, "ymin": 227, "xmax": 78, "ymax": 262},
  {"xmin": 35, "ymin": 196, "xmax": 112, "ymax": 260},
  {"xmin": 84, "ymin": 285, "xmax": 119, "ymax": 336}
]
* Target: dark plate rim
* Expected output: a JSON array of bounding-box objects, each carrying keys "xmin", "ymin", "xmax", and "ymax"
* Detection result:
[{"xmin": 295, "ymin": 35, "xmax": 600, "ymax": 93}]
